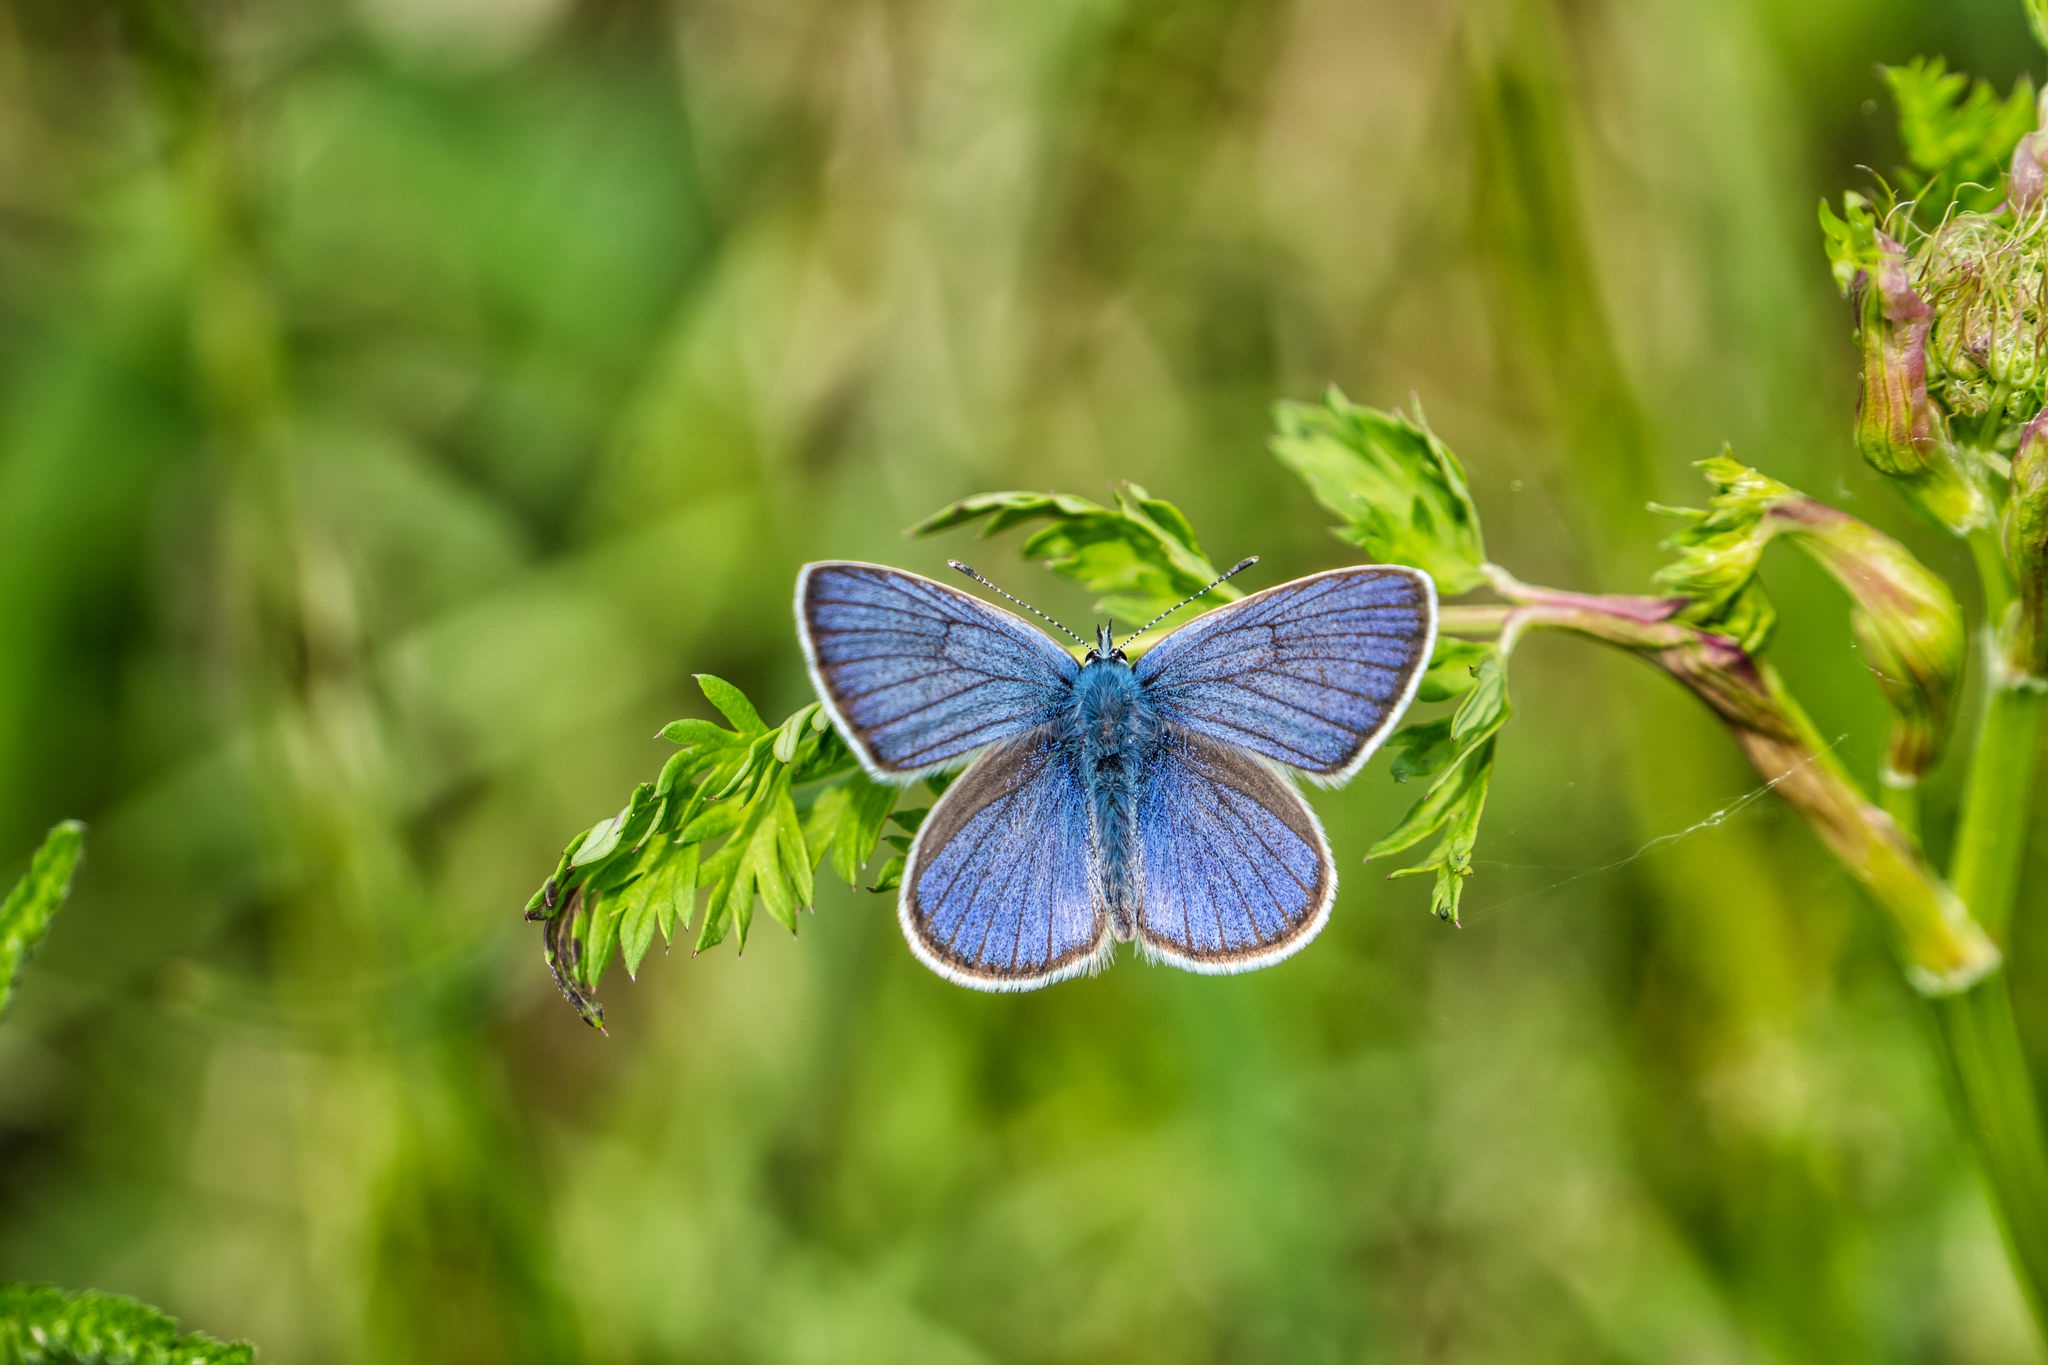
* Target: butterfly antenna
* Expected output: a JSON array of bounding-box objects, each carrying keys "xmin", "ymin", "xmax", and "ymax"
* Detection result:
[
  {"xmin": 947, "ymin": 561, "xmax": 1089, "ymax": 646},
  {"xmin": 1117, "ymin": 556, "xmax": 1259, "ymax": 650}
]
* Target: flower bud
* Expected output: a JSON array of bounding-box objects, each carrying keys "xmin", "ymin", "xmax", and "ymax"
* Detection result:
[
  {"xmin": 2011, "ymin": 86, "xmax": 2048, "ymax": 212},
  {"xmin": 1772, "ymin": 498, "xmax": 1965, "ymax": 780},
  {"xmin": 1659, "ymin": 455, "xmax": 1965, "ymax": 780},
  {"xmin": 1852, "ymin": 234, "xmax": 1939, "ymax": 478},
  {"xmin": 2004, "ymin": 408, "xmax": 2048, "ymax": 679},
  {"xmin": 1832, "ymin": 208, "xmax": 1991, "ymax": 532},
  {"xmin": 2011, "ymin": 129, "xmax": 2048, "ymax": 213}
]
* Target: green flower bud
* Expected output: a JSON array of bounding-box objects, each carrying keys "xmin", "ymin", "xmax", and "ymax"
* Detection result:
[
  {"xmin": 1659, "ymin": 455, "xmax": 1965, "ymax": 780},
  {"xmin": 1772, "ymin": 498, "xmax": 1966, "ymax": 781},
  {"xmin": 1852, "ymin": 232, "xmax": 1940, "ymax": 478},
  {"xmin": 1823, "ymin": 195, "xmax": 1992, "ymax": 532}
]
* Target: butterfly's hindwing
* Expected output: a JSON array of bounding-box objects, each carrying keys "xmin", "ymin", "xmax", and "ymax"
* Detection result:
[
  {"xmin": 901, "ymin": 728, "xmax": 1112, "ymax": 990},
  {"xmin": 1134, "ymin": 567, "xmax": 1437, "ymax": 782},
  {"xmin": 797, "ymin": 562, "xmax": 1079, "ymax": 779},
  {"xmin": 1132, "ymin": 725, "xmax": 1333, "ymax": 970}
]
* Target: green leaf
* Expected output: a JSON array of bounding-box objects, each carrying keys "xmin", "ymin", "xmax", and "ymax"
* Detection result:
[
  {"xmin": 869, "ymin": 854, "xmax": 906, "ymax": 894},
  {"xmin": 1383, "ymin": 744, "xmax": 1495, "ymax": 925},
  {"xmin": 619, "ymin": 880, "xmax": 664, "ymax": 980},
  {"xmin": 1818, "ymin": 192, "xmax": 1885, "ymax": 296},
  {"xmin": 913, "ymin": 484, "xmax": 1235, "ymax": 623},
  {"xmin": 531, "ymin": 675, "xmax": 885, "ymax": 1027},
  {"xmin": 806, "ymin": 773, "xmax": 897, "ymax": 886},
  {"xmin": 1416, "ymin": 638, "xmax": 1494, "ymax": 704},
  {"xmin": 0, "ymin": 1281, "xmax": 255, "ymax": 1365},
  {"xmin": 1883, "ymin": 57, "xmax": 2035, "ymax": 218},
  {"xmin": 0, "ymin": 821, "xmax": 84, "ymax": 1020},
  {"xmin": 696, "ymin": 673, "xmax": 767, "ymax": 733},
  {"xmin": 1386, "ymin": 720, "xmax": 1457, "ymax": 783},
  {"xmin": 1370, "ymin": 655, "xmax": 1510, "ymax": 924},
  {"xmin": 1270, "ymin": 389, "xmax": 1487, "ymax": 594}
]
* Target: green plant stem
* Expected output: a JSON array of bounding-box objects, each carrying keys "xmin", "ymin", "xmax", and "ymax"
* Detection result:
[{"xmin": 1933, "ymin": 577, "xmax": 2048, "ymax": 1331}]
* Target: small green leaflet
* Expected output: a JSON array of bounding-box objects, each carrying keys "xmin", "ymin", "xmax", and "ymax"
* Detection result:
[{"xmin": 1371, "ymin": 650, "xmax": 1510, "ymax": 924}]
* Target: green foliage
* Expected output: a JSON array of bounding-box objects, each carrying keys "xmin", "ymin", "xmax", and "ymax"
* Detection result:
[
  {"xmin": 912, "ymin": 485, "xmax": 1234, "ymax": 623},
  {"xmin": 0, "ymin": 821, "xmax": 83, "ymax": 1020},
  {"xmin": 527, "ymin": 676, "xmax": 899, "ymax": 1029},
  {"xmin": 1882, "ymin": 57, "xmax": 2035, "ymax": 221},
  {"xmin": 1267, "ymin": 392, "xmax": 1507, "ymax": 921},
  {"xmin": 0, "ymin": 1283, "xmax": 252, "ymax": 1364},
  {"xmin": 1818, "ymin": 192, "xmax": 1887, "ymax": 296},
  {"xmin": 1370, "ymin": 650, "xmax": 1510, "ymax": 924},
  {"xmin": 1269, "ymin": 388, "xmax": 1488, "ymax": 595},
  {"xmin": 1652, "ymin": 452, "xmax": 1789, "ymax": 651}
]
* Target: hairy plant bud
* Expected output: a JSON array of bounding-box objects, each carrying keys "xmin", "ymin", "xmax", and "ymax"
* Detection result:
[{"xmin": 1853, "ymin": 234, "xmax": 1941, "ymax": 479}]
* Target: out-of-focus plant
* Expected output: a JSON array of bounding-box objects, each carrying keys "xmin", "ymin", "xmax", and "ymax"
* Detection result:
[
  {"xmin": 0, "ymin": 821, "xmax": 83, "ymax": 1020},
  {"xmin": 527, "ymin": 26, "xmax": 2048, "ymax": 1341},
  {"xmin": 0, "ymin": 1283, "xmax": 253, "ymax": 1365},
  {"xmin": 0, "ymin": 830, "xmax": 258, "ymax": 1362}
]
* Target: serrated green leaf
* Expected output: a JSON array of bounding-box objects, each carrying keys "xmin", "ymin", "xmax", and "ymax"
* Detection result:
[
  {"xmin": 620, "ymin": 884, "xmax": 663, "ymax": 979},
  {"xmin": 660, "ymin": 717, "xmax": 744, "ymax": 751},
  {"xmin": 680, "ymin": 799, "xmax": 746, "ymax": 844},
  {"xmin": 913, "ymin": 484, "xmax": 1235, "ymax": 622},
  {"xmin": 869, "ymin": 854, "xmax": 906, "ymax": 894},
  {"xmin": 697, "ymin": 673, "xmax": 768, "ymax": 733},
  {"xmin": 0, "ymin": 821, "xmax": 84, "ymax": 1020},
  {"xmin": 661, "ymin": 841, "xmax": 699, "ymax": 941},
  {"xmin": 803, "ymin": 775, "xmax": 892, "ymax": 887},
  {"xmin": 1883, "ymin": 56, "xmax": 2035, "ymax": 219},
  {"xmin": 1370, "ymin": 738, "xmax": 1493, "ymax": 866},
  {"xmin": 583, "ymin": 890, "xmax": 622, "ymax": 984},
  {"xmin": 1383, "ymin": 747, "xmax": 1494, "ymax": 924},
  {"xmin": 1270, "ymin": 389, "xmax": 1486, "ymax": 594}
]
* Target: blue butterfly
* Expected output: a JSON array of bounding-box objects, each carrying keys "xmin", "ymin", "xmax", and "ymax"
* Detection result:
[{"xmin": 796, "ymin": 556, "xmax": 1437, "ymax": 991}]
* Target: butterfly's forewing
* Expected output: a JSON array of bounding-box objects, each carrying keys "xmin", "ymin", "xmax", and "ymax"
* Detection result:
[
  {"xmin": 798, "ymin": 562, "xmax": 1079, "ymax": 779},
  {"xmin": 902, "ymin": 729, "xmax": 1111, "ymax": 990},
  {"xmin": 1133, "ymin": 567, "xmax": 1436, "ymax": 782},
  {"xmin": 1132, "ymin": 726, "xmax": 1333, "ymax": 971}
]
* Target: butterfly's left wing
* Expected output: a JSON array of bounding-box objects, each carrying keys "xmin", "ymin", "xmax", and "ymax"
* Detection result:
[
  {"xmin": 1134, "ymin": 566, "xmax": 1436, "ymax": 783},
  {"xmin": 901, "ymin": 728, "xmax": 1112, "ymax": 990},
  {"xmin": 798, "ymin": 562, "xmax": 1079, "ymax": 780},
  {"xmin": 1133, "ymin": 725, "xmax": 1333, "ymax": 972}
]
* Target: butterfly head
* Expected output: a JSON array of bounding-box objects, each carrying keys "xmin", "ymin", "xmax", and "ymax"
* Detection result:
[{"xmin": 1084, "ymin": 623, "xmax": 1129, "ymax": 667}]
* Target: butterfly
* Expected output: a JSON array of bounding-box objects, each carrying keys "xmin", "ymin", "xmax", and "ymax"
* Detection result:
[{"xmin": 795, "ymin": 556, "xmax": 1437, "ymax": 991}]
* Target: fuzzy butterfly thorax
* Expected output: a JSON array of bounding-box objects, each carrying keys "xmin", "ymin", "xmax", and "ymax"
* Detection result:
[{"xmin": 1068, "ymin": 647, "xmax": 1156, "ymax": 940}]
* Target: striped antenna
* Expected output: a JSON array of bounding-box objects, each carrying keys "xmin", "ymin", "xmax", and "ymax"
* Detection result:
[
  {"xmin": 948, "ymin": 562, "xmax": 1089, "ymax": 646},
  {"xmin": 1117, "ymin": 556, "xmax": 1258, "ymax": 650}
]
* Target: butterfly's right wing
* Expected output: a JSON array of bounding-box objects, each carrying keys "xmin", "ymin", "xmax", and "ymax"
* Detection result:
[
  {"xmin": 901, "ymin": 728, "xmax": 1111, "ymax": 990},
  {"xmin": 798, "ymin": 562, "xmax": 1080, "ymax": 780},
  {"xmin": 1133, "ymin": 725, "xmax": 1334, "ymax": 973}
]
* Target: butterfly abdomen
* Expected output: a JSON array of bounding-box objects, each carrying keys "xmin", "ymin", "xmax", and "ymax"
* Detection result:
[{"xmin": 1070, "ymin": 659, "xmax": 1158, "ymax": 941}]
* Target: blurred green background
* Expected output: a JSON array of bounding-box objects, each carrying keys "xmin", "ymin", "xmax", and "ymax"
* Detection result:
[{"xmin": 3, "ymin": 0, "xmax": 2047, "ymax": 1360}]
